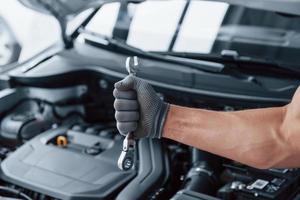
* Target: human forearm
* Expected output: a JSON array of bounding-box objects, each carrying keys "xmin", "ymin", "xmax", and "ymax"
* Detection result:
[
  {"xmin": 113, "ymin": 75, "xmax": 300, "ymax": 169},
  {"xmin": 163, "ymin": 104, "xmax": 292, "ymax": 169}
]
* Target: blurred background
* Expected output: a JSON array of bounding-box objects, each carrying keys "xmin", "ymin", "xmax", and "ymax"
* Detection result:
[
  {"xmin": 1, "ymin": 0, "xmax": 299, "ymax": 67},
  {"xmin": 0, "ymin": 0, "xmax": 60, "ymax": 62},
  {"xmin": 0, "ymin": 0, "xmax": 230, "ymax": 65}
]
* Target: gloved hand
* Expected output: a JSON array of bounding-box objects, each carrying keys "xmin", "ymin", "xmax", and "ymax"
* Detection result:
[{"xmin": 113, "ymin": 75, "xmax": 169, "ymax": 139}]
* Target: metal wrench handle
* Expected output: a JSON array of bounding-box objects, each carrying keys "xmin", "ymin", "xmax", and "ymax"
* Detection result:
[{"xmin": 117, "ymin": 56, "xmax": 140, "ymax": 171}]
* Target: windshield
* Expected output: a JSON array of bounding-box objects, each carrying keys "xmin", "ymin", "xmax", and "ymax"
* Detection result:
[{"xmin": 82, "ymin": 0, "xmax": 300, "ymax": 68}]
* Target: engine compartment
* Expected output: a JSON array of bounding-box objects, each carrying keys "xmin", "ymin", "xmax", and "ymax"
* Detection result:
[
  {"xmin": 0, "ymin": 43, "xmax": 299, "ymax": 199},
  {"xmin": 0, "ymin": 84, "xmax": 171, "ymax": 200},
  {"xmin": 0, "ymin": 81, "xmax": 298, "ymax": 200},
  {"xmin": 1, "ymin": 121, "xmax": 136, "ymax": 200}
]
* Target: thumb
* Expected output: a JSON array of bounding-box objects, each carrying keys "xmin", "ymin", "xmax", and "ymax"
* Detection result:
[{"xmin": 114, "ymin": 75, "xmax": 136, "ymax": 91}]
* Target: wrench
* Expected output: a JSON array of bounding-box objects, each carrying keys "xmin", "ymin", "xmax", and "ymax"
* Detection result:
[{"xmin": 117, "ymin": 56, "xmax": 139, "ymax": 171}]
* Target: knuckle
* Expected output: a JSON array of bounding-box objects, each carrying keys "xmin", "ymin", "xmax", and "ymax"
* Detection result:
[
  {"xmin": 116, "ymin": 112, "xmax": 124, "ymax": 121},
  {"xmin": 127, "ymin": 75, "xmax": 134, "ymax": 82},
  {"xmin": 117, "ymin": 122, "xmax": 127, "ymax": 133},
  {"xmin": 115, "ymin": 112, "xmax": 124, "ymax": 121},
  {"xmin": 116, "ymin": 122, "xmax": 137, "ymax": 134},
  {"xmin": 113, "ymin": 88, "xmax": 118, "ymax": 98},
  {"xmin": 113, "ymin": 100, "xmax": 119, "ymax": 110},
  {"xmin": 114, "ymin": 90, "xmax": 137, "ymax": 100},
  {"xmin": 114, "ymin": 99, "xmax": 138, "ymax": 111},
  {"xmin": 115, "ymin": 111, "xmax": 140, "ymax": 122},
  {"xmin": 113, "ymin": 100, "xmax": 124, "ymax": 110}
]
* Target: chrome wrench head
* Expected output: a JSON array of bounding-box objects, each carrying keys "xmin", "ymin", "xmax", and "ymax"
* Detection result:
[
  {"xmin": 125, "ymin": 56, "xmax": 139, "ymax": 76},
  {"xmin": 117, "ymin": 133, "xmax": 135, "ymax": 170}
]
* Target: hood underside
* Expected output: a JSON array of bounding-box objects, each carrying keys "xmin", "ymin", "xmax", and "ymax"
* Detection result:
[
  {"xmin": 19, "ymin": 0, "xmax": 300, "ymax": 19},
  {"xmin": 210, "ymin": 0, "xmax": 300, "ymax": 16}
]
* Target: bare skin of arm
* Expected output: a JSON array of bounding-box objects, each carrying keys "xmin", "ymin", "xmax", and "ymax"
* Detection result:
[{"xmin": 163, "ymin": 87, "xmax": 300, "ymax": 169}]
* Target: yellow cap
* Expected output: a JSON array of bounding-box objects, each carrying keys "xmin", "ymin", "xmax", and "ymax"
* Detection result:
[{"xmin": 56, "ymin": 135, "xmax": 68, "ymax": 147}]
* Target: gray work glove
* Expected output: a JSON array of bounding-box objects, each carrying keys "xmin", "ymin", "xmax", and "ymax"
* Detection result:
[{"xmin": 113, "ymin": 75, "xmax": 170, "ymax": 139}]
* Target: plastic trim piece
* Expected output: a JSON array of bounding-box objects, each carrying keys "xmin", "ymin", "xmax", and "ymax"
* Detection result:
[{"xmin": 117, "ymin": 139, "xmax": 170, "ymax": 200}]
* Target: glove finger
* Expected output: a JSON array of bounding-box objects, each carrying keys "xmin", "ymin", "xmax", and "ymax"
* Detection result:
[
  {"xmin": 114, "ymin": 99, "xmax": 138, "ymax": 111},
  {"xmin": 113, "ymin": 89, "xmax": 136, "ymax": 100},
  {"xmin": 114, "ymin": 75, "xmax": 135, "ymax": 91},
  {"xmin": 117, "ymin": 122, "xmax": 137, "ymax": 135},
  {"xmin": 115, "ymin": 111, "xmax": 139, "ymax": 122}
]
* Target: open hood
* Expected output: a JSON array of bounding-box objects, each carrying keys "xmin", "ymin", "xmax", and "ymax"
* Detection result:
[
  {"xmin": 18, "ymin": 0, "xmax": 300, "ymax": 48},
  {"xmin": 19, "ymin": 0, "xmax": 114, "ymax": 18},
  {"xmin": 18, "ymin": 0, "xmax": 118, "ymax": 47},
  {"xmin": 19, "ymin": 0, "xmax": 300, "ymax": 18},
  {"xmin": 210, "ymin": 0, "xmax": 300, "ymax": 16},
  {"xmin": 18, "ymin": 0, "xmax": 143, "ymax": 46}
]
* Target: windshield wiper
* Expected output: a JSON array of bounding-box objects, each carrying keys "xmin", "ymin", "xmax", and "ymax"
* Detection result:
[
  {"xmin": 79, "ymin": 29, "xmax": 300, "ymax": 82},
  {"xmin": 78, "ymin": 28, "xmax": 225, "ymax": 73},
  {"xmin": 78, "ymin": 29, "xmax": 300, "ymax": 91},
  {"xmin": 154, "ymin": 50, "xmax": 300, "ymax": 77}
]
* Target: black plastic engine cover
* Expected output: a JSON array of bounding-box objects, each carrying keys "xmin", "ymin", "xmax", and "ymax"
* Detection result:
[{"xmin": 0, "ymin": 126, "xmax": 136, "ymax": 200}]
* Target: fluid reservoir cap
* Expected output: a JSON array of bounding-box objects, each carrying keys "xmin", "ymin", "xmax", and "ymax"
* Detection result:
[{"xmin": 56, "ymin": 136, "xmax": 68, "ymax": 148}]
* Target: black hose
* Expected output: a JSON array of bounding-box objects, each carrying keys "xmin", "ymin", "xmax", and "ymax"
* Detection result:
[
  {"xmin": 182, "ymin": 148, "xmax": 222, "ymax": 195},
  {"xmin": 192, "ymin": 148, "xmax": 209, "ymax": 163},
  {"xmin": 0, "ymin": 186, "xmax": 32, "ymax": 200},
  {"xmin": 192, "ymin": 148, "xmax": 222, "ymax": 168}
]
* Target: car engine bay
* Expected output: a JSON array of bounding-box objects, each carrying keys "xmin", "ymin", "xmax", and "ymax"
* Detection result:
[
  {"xmin": 0, "ymin": 88, "xmax": 299, "ymax": 200},
  {"xmin": 0, "ymin": 40, "xmax": 297, "ymax": 200},
  {"xmin": 1, "ymin": 0, "xmax": 300, "ymax": 199}
]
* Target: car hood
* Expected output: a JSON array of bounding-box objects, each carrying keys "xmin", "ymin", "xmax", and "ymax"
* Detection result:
[
  {"xmin": 211, "ymin": 0, "xmax": 300, "ymax": 16},
  {"xmin": 19, "ymin": 0, "xmax": 300, "ymax": 18},
  {"xmin": 18, "ymin": 0, "xmax": 118, "ymax": 18}
]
